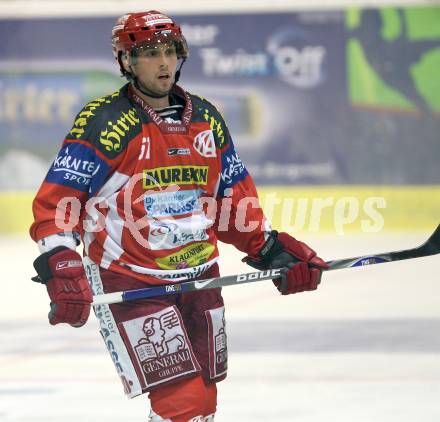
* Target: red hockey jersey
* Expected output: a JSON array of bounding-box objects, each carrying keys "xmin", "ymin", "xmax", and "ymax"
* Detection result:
[{"xmin": 30, "ymin": 84, "xmax": 269, "ymax": 284}]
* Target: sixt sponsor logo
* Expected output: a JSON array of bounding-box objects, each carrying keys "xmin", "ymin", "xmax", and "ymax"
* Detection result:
[
  {"xmin": 156, "ymin": 242, "xmax": 215, "ymax": 270},
  {"xmin": 144, "ymin": 189, "xmax": 202, "ymax": 217},
  {"xmin": 143, "ymin": 166, "xmax": 209, "ymax": 188}
]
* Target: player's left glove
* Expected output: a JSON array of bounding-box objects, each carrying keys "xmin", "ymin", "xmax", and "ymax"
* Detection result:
[
  {"xmin": 244, "ymin": 231, "xmax": 328, "ymax": 295},
  {"xmin": 32, "ymin": 246, "xmax": 92, "ymax": 327}
]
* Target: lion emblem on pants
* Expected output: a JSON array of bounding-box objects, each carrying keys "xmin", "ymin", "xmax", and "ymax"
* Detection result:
[{"xmin": 139, "ymin": 310, "xmax": 186, "ymax": 357}]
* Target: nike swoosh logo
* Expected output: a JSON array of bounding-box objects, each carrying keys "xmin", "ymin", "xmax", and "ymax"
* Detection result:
[
  {"xmin": 56, "ymin": 261, "xmax": 69, "ymax": 270},
  {"xmin": 194, "ymin": 279, "xmax": 214, "ymax": 289},
  {"xmin": 56, "ymin": 260, "xmax": 82, "ymax": 270}
]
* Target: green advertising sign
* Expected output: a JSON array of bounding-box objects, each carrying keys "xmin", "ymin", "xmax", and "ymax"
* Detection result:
[{"xmin": 347, "ymin": 7, "xmax": 440, "ymax": 114}]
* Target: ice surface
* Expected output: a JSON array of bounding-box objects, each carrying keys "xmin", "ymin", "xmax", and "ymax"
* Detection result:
[{"xmin": 1, "ymin": 233, "xmax": 439, "ymax": 421}]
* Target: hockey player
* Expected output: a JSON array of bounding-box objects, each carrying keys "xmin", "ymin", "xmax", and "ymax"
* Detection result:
[{"xmin": 30, "ymin": 11, "xmax": 328, "ymax": 422}]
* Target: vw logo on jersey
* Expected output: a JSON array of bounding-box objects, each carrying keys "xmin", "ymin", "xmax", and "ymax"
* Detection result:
[{"xmin": 193, "ymin": 130, "xmax": 216, "ymax": 158}]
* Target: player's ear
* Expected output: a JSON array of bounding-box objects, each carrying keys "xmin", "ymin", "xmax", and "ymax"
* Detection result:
[{"xmin": 122, "ymin": 52, "xmax": 132, "ymax": 71}]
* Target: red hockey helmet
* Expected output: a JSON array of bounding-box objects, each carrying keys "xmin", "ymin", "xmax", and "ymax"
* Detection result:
[{"xmin": 112, "ymin": 10, "xmax": 188, "ymax": 74}]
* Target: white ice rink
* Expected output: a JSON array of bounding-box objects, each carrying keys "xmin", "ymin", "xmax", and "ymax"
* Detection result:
[{"xmin": 1, "ymin": 232, "xmax": 439, "ymax": 422}]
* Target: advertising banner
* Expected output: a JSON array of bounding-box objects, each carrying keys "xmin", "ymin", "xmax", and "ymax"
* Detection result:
[{"xmin": 0, "ymin": 7, "xmax": 439, "ymax": 187}]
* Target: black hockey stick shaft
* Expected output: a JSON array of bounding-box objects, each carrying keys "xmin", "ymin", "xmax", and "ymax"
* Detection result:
[
  {"xmin": 326, "ymin": 224, "xmax": 440, "ymax": 270},
  {"xmin": 92, "ymin": 224, "xmax": 440, "ymax": 305}
]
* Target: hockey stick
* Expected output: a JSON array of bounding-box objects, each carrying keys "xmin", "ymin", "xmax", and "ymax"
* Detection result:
[{"xmin": 92, "ymin": 224, "xmax": 440, "ymax": 306}]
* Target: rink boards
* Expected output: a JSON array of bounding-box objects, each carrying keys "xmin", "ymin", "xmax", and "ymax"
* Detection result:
[{"xmin": 2, "ymin": 186, "xmax": 439, "ymax": 234}]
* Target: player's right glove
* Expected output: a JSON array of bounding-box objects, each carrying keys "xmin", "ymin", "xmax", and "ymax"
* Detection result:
[
  {"xmin": 243, "ymin": 231, "xmax": 328, "ymax": 295},
  {"xmin": 32, "ymin": 246, "xmax": 92, "ymax": 327}
]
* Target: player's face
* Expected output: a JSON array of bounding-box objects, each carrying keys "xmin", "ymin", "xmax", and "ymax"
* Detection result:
[{"xmin": 131, "ymin": 42, "xmax": 178, "ymax": 97}]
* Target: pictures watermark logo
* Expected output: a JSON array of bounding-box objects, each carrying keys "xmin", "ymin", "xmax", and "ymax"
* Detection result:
[{"xmin": 54, "ymin": 175, "xmax": 387, "ymax": 251}]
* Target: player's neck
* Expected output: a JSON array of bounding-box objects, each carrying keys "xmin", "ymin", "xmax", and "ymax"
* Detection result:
[{"xmin": 131, "ymin": 84, "xmax": 170, "ymax": 109}]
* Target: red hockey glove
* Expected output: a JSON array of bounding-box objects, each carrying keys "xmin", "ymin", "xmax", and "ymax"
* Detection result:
[
  {"xmin": 244, "ymin": 231, "xmax": 328, "ymax": 295},
  {"xmin": 32, "ymin": 246, "xmax": 92, "ymax": 327}
]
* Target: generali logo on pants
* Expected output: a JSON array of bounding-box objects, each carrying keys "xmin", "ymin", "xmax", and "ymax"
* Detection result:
[
  {"xmin": 193, "ymin": 130, "xmax": 216, "ymax": 158},
  {"xmin": 120, "ymin": 306, "xmax": 201, "ymax": 388}
]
